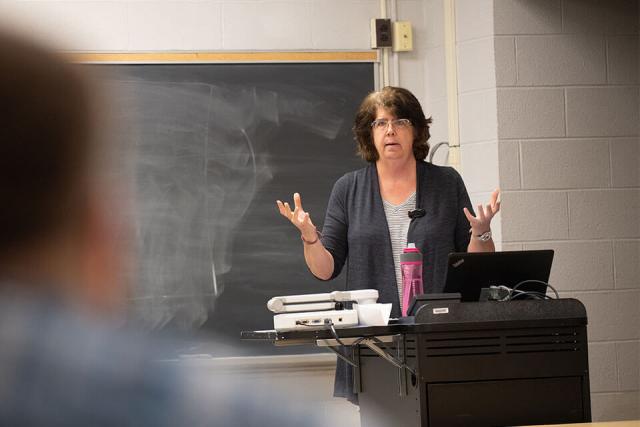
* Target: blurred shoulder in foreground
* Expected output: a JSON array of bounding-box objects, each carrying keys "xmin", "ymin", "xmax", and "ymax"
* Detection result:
[{"xmin": 0, "ymin": 29, "xmax": 317, "ymax": 427}]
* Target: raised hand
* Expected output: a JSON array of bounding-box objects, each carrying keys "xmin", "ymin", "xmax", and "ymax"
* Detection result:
[
  {"xmin": 463, "ymin": 188, "xmax": 501, "ymax": 235},
  {"xmin": 276, "ymin": 193, "xmax": 318, "ymax": 241}
]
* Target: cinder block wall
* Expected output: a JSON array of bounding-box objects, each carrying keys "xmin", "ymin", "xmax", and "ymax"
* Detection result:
[
  {"xmin": 423, "ymin": 0, "xmax": 504, "ymax": 248},
  {"xmin": 493, "ymin": 0, "xmax": 640, "ymax": 421},
  {"xmin": 423, "ymin": 0, "xmax": 451, "ymax": 165},
  {"xmin": 455, "ymin": 0, "xmax": 503, "ymax": 246}
]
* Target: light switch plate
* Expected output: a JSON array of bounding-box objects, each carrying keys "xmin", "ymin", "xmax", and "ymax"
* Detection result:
[{"xmin": 393, "ymin": 21, "xmax": 413, "ymax": 52}]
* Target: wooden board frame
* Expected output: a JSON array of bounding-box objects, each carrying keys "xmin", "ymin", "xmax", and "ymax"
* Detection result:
[{"xmin": 69, "ymin": 51, "xmax": 378, "ymax": 64}]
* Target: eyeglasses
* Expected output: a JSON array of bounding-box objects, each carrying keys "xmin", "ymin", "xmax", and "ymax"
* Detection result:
[{"xmin": 371, "ymin": 118, "xmax": 412, "ymax": 131}]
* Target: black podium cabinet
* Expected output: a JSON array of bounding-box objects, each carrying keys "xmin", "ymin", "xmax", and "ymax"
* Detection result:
[{"xmin": 242, "ymin": 299, "xmax": 591, "ymax": 427}]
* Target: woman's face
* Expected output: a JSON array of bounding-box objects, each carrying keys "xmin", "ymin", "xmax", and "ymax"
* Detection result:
[{"xmin": 371, "ymin": 107, "xmax": 414, "ymax": 163}]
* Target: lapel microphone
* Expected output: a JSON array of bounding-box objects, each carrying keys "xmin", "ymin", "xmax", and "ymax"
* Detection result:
[{"xmin": 408, "ymin": 208, "xmax": 426, "ymax": 219}]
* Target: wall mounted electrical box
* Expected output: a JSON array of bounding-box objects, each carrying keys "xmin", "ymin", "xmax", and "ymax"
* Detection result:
[
  {"xmin": 370, "ymin": 18, "xmax": 392, "ymax": 48},
  {"xmin": 393, "ymin": 21, "xmax": 413, "ymax": 52}
]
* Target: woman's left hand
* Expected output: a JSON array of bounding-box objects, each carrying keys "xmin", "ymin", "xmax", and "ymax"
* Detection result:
[{"xmin": 463, "ymin": 189, "xmax": 500, "ymax": 235}]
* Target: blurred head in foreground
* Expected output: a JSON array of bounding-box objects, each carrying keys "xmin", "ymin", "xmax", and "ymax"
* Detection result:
[
  {"xmin": 0, "ymin": 29, "xmax": 320, "ymax": 427},
  {"xmin": 0, "ymin": 29, "xmax": 123, "ymax": 310}
]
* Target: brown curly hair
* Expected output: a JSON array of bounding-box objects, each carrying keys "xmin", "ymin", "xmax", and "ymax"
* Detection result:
[{"xmin": 353, "ymin": 86, "xmax": 432, "ymax": 163}]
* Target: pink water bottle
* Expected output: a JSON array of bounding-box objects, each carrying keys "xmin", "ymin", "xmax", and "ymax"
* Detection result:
[{"xmin": 401, "ymin": 243, "xmax": 423, "ymax": 316}]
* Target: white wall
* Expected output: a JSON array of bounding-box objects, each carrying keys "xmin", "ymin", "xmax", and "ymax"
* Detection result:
[{"xmin": 0, "ymin": 1, "xmax": 375, "ymax": 51}]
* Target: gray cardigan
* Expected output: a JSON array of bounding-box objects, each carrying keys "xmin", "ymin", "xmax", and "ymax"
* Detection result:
[{"xmin": 319, "ymin": 160, "xmax": 473, "ymax": 402}]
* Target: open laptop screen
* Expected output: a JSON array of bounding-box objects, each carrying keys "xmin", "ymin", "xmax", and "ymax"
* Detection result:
[{"xmin": 442, "ymin": 250, "xmax": 554, "ymax": 302}]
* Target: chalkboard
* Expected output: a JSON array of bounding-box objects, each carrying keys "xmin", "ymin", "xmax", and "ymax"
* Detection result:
[{"xmin": 92, "ymin": 63, "xmax": 374, "ymax": 355}]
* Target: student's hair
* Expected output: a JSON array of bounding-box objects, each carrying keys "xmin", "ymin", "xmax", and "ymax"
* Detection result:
[
  {"xmin": 352, "ymin": 86, "xmax": 432, "ymax": 163},
  {"xmin": 0, "ymin": 30, "xmax": 95, "ymax": 257}
]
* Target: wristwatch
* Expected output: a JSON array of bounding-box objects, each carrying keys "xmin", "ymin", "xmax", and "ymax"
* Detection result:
[{"xmin": 473, "ymin": 230, "xmax": 492, "ymax": 242}]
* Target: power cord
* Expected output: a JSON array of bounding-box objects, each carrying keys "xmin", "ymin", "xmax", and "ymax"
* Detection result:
[
  {"xmin": 325, "ymin": 318, "xmax": 347, "ymax": 347},
  {"xmin": 428, "ymin": 141, "xmax": 449, "ymax": 163},
  {"xmin": 510, "ymin": 291, "xmax": 552, "ymax": 300},
  {"xmin": 511, "ymin": 280, "xmax": 559, "ymax": 300},
  {"xmin": 485, "ymin": 280, "xmax": 559, "ymax": 301},
  {"xmin": 294, "ymin": 319, "xmax": 352, "ymax": 346}
]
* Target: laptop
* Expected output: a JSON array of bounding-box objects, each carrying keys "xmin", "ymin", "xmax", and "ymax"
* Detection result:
[{"xmin": 442, "ymin": 250, "xmax": 554, "ymax": 302}]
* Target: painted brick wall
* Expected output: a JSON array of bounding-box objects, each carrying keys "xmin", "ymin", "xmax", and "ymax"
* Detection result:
[
  {"xmin": 455, "ymin": 0, "xmax": 503, "ymax": 247},
  {"xmin": 494, "ymin": 0, "xmax": 640, "ymax": 421},
  {"xmin": 422, "ymin": 0, "xmax": 451, "ymax": 166}
]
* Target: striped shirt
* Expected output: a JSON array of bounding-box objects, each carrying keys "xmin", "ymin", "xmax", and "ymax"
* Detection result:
[{"xmin": 382, "ymin": 192, "xmax": 416, "ymax": 311}]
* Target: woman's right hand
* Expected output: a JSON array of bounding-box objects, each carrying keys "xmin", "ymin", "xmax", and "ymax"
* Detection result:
[
  {"xmin": 276, "ymin": 192, "xmax": 333, "ymax": 279},
  {"xmin": 276, "ymin": 193, "xmax": 318, "ymax": 240}
]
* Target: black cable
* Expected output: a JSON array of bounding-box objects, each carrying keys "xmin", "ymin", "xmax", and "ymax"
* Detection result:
[
  {"xmin": 428, "ymin": 141, "xmax": 449, "ymax": 163},
  {"xmin": 325, "ymin": 319, "xmax": 347, "ymax": 347},
  {"xmin": 318, "ymin": 319, "xmax": 361, "ymax": 368},
  {"xmin": 293, "ymin": 318, "xmax": 352, "ymax": 347},
  {"xmin": 510, "ymin": 280, "xmax": 559, "ymax": 300},
  {"xmin": 510, "ymin": 291, "xmax": 551, "ymax": 300}
]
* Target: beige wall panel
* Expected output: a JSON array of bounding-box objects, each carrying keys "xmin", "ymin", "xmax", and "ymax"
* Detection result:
[
  {"xmin": 0, "ymin": 2, "xmax": 128, "ymax": 51},
  {"xmin": 614, "ymin": 240, "xmax": 640, "ymax": 290},
  {"xmin": 501, "ymin": 242, "xmax": 524, "ymax": 251},
  {"xmin": 311, "ymin": 0, "xmax": 377, "ymax": 50},
  {"xmin": 494, "ymin": 0, "xmax": 562, "ymax": 35},
  {"xmin": 398, "ymin": 0, "xmax": 426, "ymax": 50},
  {"xmin": 494, "ymin": 36, "xmax": 516, "ymax": 86},
  {"xmin": 497, "ymin": 88, "xmax": 565, "ymax": 139},
  {"xmin": 516, "ymin": 35, "xmax": 606, "ymax": 86},
  {"xmin": 424, "ymin": 0, "xmax": 444, "ymax": 48},
  {"xmin": 498, "ymin": 140, "xmax": 520, "ymax": 190},
  {"xmin": 456, "ymin": 0, "xmax": 494, "ymax": 41},
  {"xmin": 562, "ymin": 0, "xmax": 639, "ymax": 35},
  {"xmin": 425, "ymin": 46, "xmax": 448, "ymax": 101},
  {"xmin": 458, "ymin": 90, "xmax": 498, "ymax": 143},
  {"xmin": 617, "ymin": 341, "xmax": 640, "ymax": 392},
  {"xmin": 566, "ymin": 87, "xmax": 639, "ymax": 138},
  {"xmin": 457, "ymin": 37, "xmax": 496, "ymax": 93},
  {"xmin": 399, "ymin": 55, "xmax": 427, "ymax": 109},
  {"xmin": 223, "ymin": 2, "xmax": 312, "ymax": 50},
  {"xmin": 427, "ymin": 97, "xmax": 450, "ymax": 146},
  {"xmin": 571, "ymin": 291, "xmax": 640, "ymax": 341},
  {"xmin": 568, "ymin": 190, "xmax": 640, "ymax": 239},
  {"xmin": 520, "ymin": 139, "xmax": 610, "ymax": 189},
  {"xmin": 524, "ymin": 240, "xmax": 614, "ymax": 292},
  {"xmin": 459, "ymin": 141, "xmax": 500, "ymax": 193},
  {"xmin": 127, "ymin": 2, "xmax": 222, "ymax": 51},
  {"xmin": 607, "ymin": 36, "xmax": 640, "ymax": 84},
  {"xmin": 590, "ymin": 391, "xmax": 640, "ymax": 422},
  {"xmin": 589, "ymin": 342, "xmax": 620, "ymax": 392},
  {"xmin": 501, "ymin": 191, "xmax": 568, "ymax": 241},
  {"xmin": 611, "ymin": 138, "xmax": 640, "ymax": 188}
]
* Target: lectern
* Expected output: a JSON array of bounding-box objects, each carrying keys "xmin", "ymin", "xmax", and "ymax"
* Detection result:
[{"xmin": 242, "ymin": 298, "xmax": 591, "ymax": 427}]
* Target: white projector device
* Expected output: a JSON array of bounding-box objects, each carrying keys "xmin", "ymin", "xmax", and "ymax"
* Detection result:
[
  {"xmin": 272, "ymin": 309, "xmax": 359, "ymax": 331},
  {"xmin": 267, "ymin": 289, "xmax": 379, "ymax": 332}
]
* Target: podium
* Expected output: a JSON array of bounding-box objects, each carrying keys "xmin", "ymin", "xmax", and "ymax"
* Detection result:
[{"xmin": 242, "ymin": 298, "xmax": 591, "ymax": 427}]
